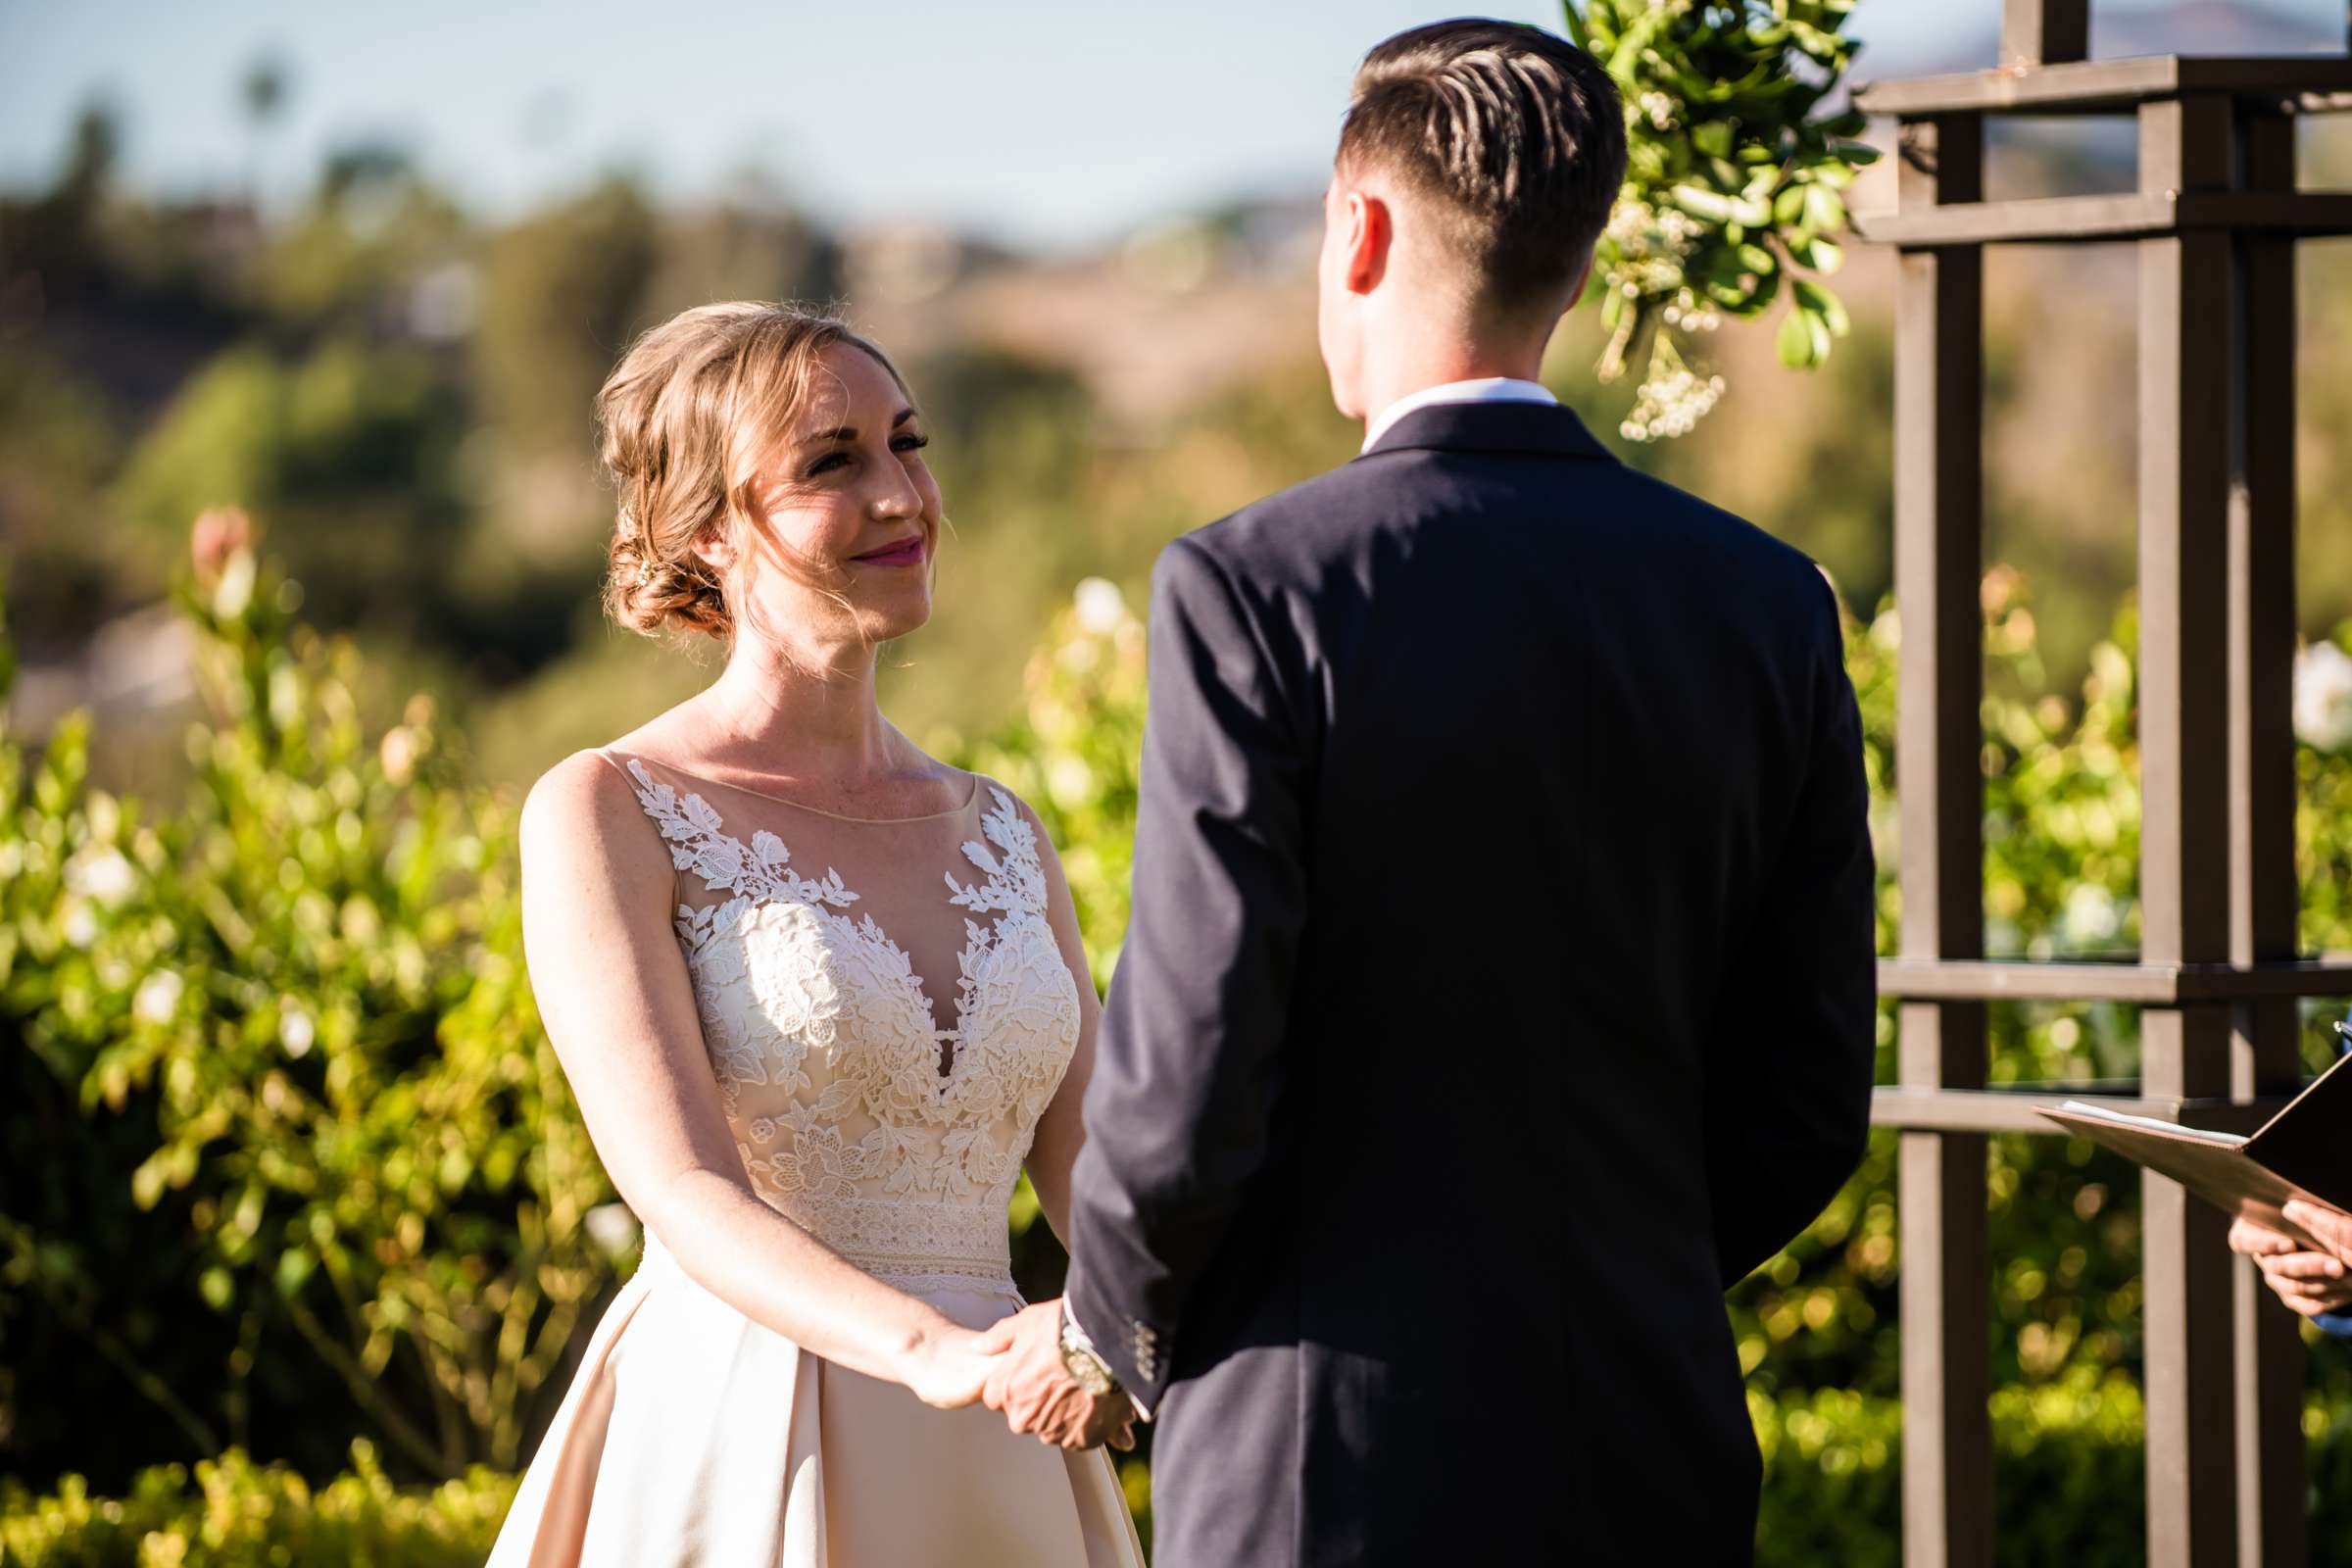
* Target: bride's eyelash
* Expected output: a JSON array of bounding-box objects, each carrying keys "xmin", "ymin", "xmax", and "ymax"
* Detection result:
[{"xmin": 802, "ymin": 434, "xmax": 925, "ymax": 479}]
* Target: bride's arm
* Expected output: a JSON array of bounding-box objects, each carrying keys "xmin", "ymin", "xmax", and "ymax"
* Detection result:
[
  {"xmin": 518, "ymin": 753, "xmax": 991, "ymax": 1408},
  {"xmin": 1018, "ymin": 803, "xmax": 1102, "ymax": 1252}
]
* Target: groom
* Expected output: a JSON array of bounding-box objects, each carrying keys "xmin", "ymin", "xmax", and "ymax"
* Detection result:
[{"xmin": 982, "ymin": 19, "xmax": 1877, "ymax": 1564}]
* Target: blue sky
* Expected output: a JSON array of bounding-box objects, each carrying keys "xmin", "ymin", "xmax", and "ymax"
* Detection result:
[{"xmin": 1, "ymin": 1, "xmax": 2342, "ymax": 250}]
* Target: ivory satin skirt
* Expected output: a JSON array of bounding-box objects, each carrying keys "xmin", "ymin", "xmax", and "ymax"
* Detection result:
[{"xmin": 486, "ymin": 1248, "xmax": 1145, "ymax": 1567}]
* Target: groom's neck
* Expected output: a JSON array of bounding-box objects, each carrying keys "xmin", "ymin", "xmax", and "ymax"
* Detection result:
[{"xmin": 1350, "ymin": 309, "xmax": 1553, "ymax": 428}]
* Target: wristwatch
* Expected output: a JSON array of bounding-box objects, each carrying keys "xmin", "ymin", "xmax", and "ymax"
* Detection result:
[{"xmin": 1057, "ymin": 1299, "xmax": 1119, "ymax": 1396}]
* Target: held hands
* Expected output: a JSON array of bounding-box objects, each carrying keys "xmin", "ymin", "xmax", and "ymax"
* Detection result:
[
  {"xmin": 976, "ymin": 1300, "xmax": 1137, "ymax": 1453},
  {"xmin": 902, "ymin": 1322, "xmax": 1000, "ymax": 1410},
  {"xmin": 2229, "ymin": 1201, "xmax": 2352, "ymax": 1318}
]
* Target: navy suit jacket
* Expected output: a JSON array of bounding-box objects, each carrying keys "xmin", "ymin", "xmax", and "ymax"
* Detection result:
[{"xmin": 1063, "ymin": 401, "xmax": 1879, "ymax": 1567}]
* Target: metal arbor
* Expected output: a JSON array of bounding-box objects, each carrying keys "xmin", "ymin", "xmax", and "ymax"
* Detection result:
[{"xmin": 1852, "ymin": 3, "xmax": 2352, "ymax": 1564}]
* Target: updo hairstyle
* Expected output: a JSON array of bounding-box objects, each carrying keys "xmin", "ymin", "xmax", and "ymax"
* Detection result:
[{"xmin": 597, "ymin": 302, "xmax": 913, "ymax": 640}]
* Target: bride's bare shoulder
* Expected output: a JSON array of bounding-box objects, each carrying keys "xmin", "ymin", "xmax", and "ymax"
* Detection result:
[{"xmin": 518, "ymin": 748, "xmax": 670, "ymax": 887}]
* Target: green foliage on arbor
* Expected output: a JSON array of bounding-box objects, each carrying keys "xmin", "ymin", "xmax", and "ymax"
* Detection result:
[{"xmin": 1565, "ymin": 1, "xmax": 1873, "ymax": 438}]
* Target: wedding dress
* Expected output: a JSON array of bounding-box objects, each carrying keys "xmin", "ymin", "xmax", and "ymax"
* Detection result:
[{"xmin": 486, "ymin": 752, "xmax": 1144, "ymax": 1567}]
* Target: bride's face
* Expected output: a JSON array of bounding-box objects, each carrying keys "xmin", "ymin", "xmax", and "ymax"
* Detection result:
[{"xmin": 709, "ymin": 342, "xmax": 943, "ymax": 660}]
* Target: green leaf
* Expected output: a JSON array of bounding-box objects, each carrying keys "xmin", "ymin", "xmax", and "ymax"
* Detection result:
[
  {"xmin": 1692, "ymin": 120, "xmax": 1735, "ymax": 159},
  {"xmin": 1738, "ymin": 242, "xmax": 1778, "ymax": 275},
  {"xmin": 275, "ymin": 1245, "xmax": 316, "ymax": 1297},
  {"xmin": 1668, "ymin": 184, "xmax": 1736, "ymax": 223},
  {"xmin": 1693, "ymin": 244, "xmax": 1744, "ymax": 285},
  {"xmin": 200, "ymin": 1266, "xmax": 236, "ymax": 1311},
  {"xmin": 1778, "ymin": 308, "xmax": 1820, "ymax": 368},
  {"xmin": 1794, "ymin": 278, "xmax": 1851, "ymax": 336},
  {"xmin": 1795, "ymin": 236, "xmax": 1843, "ymax": 274}
]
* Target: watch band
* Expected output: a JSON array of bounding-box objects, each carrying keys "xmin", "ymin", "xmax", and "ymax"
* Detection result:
[{"xmin": 1058, "ymin": 1298, "xmax": 1119, "ymax": 1396}]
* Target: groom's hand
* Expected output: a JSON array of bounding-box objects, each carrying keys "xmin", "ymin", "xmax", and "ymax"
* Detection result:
[{"xmin": 977, "ymin": 1300, "xmax": 1135, "ymax": 1452}]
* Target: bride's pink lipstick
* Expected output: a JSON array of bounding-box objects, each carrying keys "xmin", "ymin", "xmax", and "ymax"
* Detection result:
[{"xmin": 851, "ymin": 535, "xmax": 927, "ymax": 568}]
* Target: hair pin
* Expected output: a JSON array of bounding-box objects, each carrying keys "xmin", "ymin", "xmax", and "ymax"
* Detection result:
[{"xmin": 619, "ymin": 504, "xmax": 656, "ymax": 588}]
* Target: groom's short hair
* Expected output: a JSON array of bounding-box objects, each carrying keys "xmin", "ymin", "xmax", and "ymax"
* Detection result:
[{"xmin": 1340, "ymin": 20, "xmax": 1626, "ymax": 320}]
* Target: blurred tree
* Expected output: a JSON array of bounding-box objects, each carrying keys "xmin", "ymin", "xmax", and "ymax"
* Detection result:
[
  {"xmin": 639, "ymin": 197, "xmax": 839, "ymax": 322},
  {"xmin": 115, "ymin": 340, "xmax": 468, "ymax": 635},
  {"xmin": 0, "ymin": 345, "xmax": 131, "ymax": 649},
  {"xmin": 473, "ymin": 176, "xmax": 657, "ymax": 468},
  {"xmin": 238, "ymin": 53, "xmax": 292, "ymax": 206},
  {"xmin": 3, "ymin": 102, "xmax": 123, "ymax": 308},
  {"xmin": 461, "ymin": 174, "xmax": 660, "ymax": 677},
  {"xmin": 259, "ymin": 142, "xmax": 467, "ymax": 329}
]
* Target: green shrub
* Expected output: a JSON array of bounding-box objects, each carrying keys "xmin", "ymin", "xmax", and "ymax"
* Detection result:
[
  {"xmin": 1751, "ymin": 1376, "xmax": 2352, "ymax": 1568},
  {"xmin": 0, "ymin": 1442, "xmax": 514, "ymax": 1567},
  {"xmin": 9, "ymin": 1383, "xmax": 2343, "ymax": 1567},
  {"xmin": 2, "ymin": 542, "xmax": 619, "ymax": 1488},
  {"xmin": 11, "ymin": 538, "xmax": 2352, "ymax": 1553}
]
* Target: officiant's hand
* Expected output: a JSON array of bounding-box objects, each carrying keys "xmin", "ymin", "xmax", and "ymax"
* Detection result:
[
  {"xmin": 976, "ymin": 1300, "xmax": 1136, "ymax": 1452},
  {"xmin": 2230, "ymin": 1204, "xmax": 2352, "ymax": 1317}
]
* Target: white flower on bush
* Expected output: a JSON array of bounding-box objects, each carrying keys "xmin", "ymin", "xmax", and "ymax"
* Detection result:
[
  {"xmin": 280, "ymin": 1002, "xmax": 316, "ymax": 1058},
  {"xmin": 583, "ymin": 1202, "xmax": 642, "ymax": 1259},
  {"xmin": 1046, "ymin": 755, "xmax": 1097, "ymax": 812},
  {"xmin": 2058, "ymin": 885, "xmax": 2123, "ymax": 951},
  {"xmin": 65, "ymin": 846, "xmax": 137, "ymax": 907},
  {"xmin": 133, "ymin": 969, "xmax": 184, "ymax": 1025},
  {"xmin": 2294, "ymin": 640, "xmax": 2352, "ymax": 752},
  {"xmin": 1072, "ymin": 577, "xmax": 1127, "ymax": 637},
  {"xmin": 62, "ymin": 901, "xmax": 99, "ymax": 949}
]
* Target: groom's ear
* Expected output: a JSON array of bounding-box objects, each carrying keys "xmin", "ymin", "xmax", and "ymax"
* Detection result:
[
  {"xmin": 1562, "ymin": 251, "xmax": 1594, "ymax": 313},
  {"xmin": 1341, "ymin": 187, "xmax": 1392, "ymax": 298}
]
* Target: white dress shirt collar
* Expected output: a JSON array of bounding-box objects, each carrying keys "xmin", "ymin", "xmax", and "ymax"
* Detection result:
[{"xmin": 1360, "ymin": 376, "xmax": 1559, "ymax": 453}]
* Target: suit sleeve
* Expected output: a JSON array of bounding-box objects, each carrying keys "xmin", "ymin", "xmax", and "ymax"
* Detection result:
[
  {"xmin": 1706, "ymin": 573, "xmax": 1878, "ymax": 1287},
  {"xmin": 1062, "ymin": 534, "xmax": 1310, "ymax": 1414}
]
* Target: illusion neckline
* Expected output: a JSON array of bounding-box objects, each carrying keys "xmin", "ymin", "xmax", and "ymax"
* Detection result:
[{"xmin": 602, "ymin": 749, "xmax": 982, "ymax": 825}]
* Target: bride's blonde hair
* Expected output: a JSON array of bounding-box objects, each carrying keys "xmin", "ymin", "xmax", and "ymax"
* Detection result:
[{"xmin": 597, "ymin": 302, "xmax": 914, "ymax": 641}]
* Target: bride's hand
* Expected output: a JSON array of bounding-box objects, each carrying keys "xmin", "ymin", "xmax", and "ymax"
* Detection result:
[{"xmin": 902, "ymin": 1323, "xmax": 998, "ymax": 1409}]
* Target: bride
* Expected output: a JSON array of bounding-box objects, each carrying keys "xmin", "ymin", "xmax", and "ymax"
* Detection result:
[{"xmin": 488, "ymin": 302, "xmax": 1144, "ymax": 1566}]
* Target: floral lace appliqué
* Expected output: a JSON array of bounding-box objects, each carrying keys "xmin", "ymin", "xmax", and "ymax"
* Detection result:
[{"xmin": 621, "ymin": 760, "xmax": 1080, "ymax": 1290}]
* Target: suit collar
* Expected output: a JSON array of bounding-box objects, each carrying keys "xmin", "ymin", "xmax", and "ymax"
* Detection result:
[{"xmin": 1356, "ymin": 399, "xmax": 1617, "ymax": 464}]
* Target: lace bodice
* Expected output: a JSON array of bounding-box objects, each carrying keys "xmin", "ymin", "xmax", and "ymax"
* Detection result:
[{"xmin": 610, "ymin": 753, "xmax": 1082, "ymax": 1296}]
